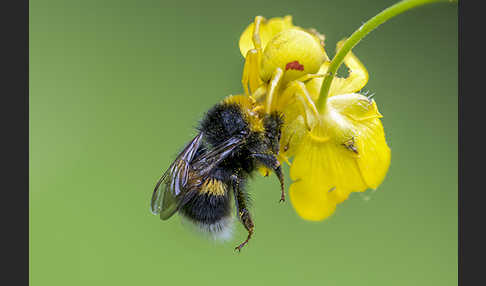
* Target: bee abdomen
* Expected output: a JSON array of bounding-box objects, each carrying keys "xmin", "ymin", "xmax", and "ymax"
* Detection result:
[
  {"xmin": 180, "ymin": 191, "xmax": 231, "ymax": 224},
  {"xmin": 179, "ymin": 180, "xmax": 233, "ymax": 240}
]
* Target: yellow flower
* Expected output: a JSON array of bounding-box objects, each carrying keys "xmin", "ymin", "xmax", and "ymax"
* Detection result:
[
  {"xmin": 239, "ymin": 16, "xmax": 391, "ymax": 221},
  {"xmin": 239, "ymin": 16, "xmax": 329, "ymax": 98}
]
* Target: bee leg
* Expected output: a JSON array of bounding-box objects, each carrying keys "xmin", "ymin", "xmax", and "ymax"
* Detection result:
[
  {"xmin": 231, "ymin": 174, "xmax": 255, "ymax": 252},
  {"xmin": 235, "ymin": 209, "xmax": 254, "ymax": 252},
  {"xmin": 251, "ymin": 153, "xmax": 285, "ymax": 203},
  {"xmin": 275, "ymin": 165, "xmax": 285, "ymax": 203}
]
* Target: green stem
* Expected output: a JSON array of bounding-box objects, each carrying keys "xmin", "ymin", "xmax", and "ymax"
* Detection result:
[{"xmin": 317, "ymin": 0, "xmax": 457, "ymax": 112}]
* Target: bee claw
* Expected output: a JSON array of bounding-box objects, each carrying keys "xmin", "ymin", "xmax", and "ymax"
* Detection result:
[{"xmin": 279, "ymin": 189, "xmax": 286, "ymax": 203}]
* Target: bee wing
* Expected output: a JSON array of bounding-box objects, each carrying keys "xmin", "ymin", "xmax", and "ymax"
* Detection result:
[
  {"xmin": 176, "ymin": 135, "xmax": 246, "ymax": 208},
  {"xmin": 150, "ymin": 132, "xmax": 204, "ymax": 218},
  {"xmin": 190, "ymin": 135, "xmax": 245, "ymax": 176},
  {"xmin": 151, "ymin": 134, "xmax": 245, "ymax": 220}
]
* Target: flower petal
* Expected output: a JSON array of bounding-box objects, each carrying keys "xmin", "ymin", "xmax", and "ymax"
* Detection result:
[
  {"xmin": 288, "ymin": 93, "xmax": 390, "ymax": 220},
  {"xmin": 289, "ymin": 179, "xmax": 337, "ymax": 221},
  {"xmin": 355, "ymin": 117, "xmax": 391, "ymax": 189},
  {"xmin": 327, "ymin": 93, "xmax": 382, "ymax": 121},
  {"xmin": 329, "ymin": 40, "xmax": 369, "ymax": 97},
  {"xmin": 239, "ymin": 16, "xmax": 294, "ymax": 58},
  {"xmin": 290, "ymin": 121, "xmax": 369, "ymax": 194},
  {"xmin": 328, "ymin": 94, "xmax": 391, "ymax": 188},
  {"xmin": 279, "ymin": 114, "xmax": 307, "ymax": 158},
  {"xmin": 305, "ymin": 44, "xmax": 368, "ymax": 101}
]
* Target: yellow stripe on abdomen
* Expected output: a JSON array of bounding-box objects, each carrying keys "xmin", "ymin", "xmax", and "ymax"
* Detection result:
[{"xmin": 199, "ymin": 178, "xmax": 227, "ymax": 196}]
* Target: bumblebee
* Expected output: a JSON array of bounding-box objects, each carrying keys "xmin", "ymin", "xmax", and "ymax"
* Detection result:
[{"xmin": 150, "ymin": 95, "xmax": 284, "ymax": 251}]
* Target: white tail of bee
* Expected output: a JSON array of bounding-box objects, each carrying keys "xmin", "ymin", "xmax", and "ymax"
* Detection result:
[{"xmin": 180, "ymin": 215, "xmax": 235, "ymax": 242}]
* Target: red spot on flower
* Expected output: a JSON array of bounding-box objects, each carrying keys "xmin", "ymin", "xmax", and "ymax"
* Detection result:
[{"xmin": 285, "ymin": 61, "xmax": 304, "ymax": 71}]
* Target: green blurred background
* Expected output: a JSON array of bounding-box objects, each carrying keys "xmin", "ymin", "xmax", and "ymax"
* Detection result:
[{"xmin": 30, "ymin": 0, "xmax": 457, "ymax": 285}]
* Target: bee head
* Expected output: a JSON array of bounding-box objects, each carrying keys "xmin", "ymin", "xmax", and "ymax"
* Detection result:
[{"xmin": 263, "ymin": 112, "xmax": 284, "ymax": 154}]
